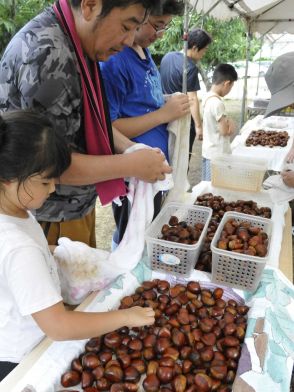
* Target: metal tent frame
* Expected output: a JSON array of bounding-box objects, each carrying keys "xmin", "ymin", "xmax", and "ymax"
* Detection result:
[{"xmin": 183, "ymin": 0, "xmax": 294, "ymax": 124}]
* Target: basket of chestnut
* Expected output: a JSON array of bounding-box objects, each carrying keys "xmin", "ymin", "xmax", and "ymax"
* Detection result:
[
  {"xmin": 145, "ymin": 203, "xmax": 212, "ymax": 277},
  {"xmin": 210, "ymin": 211, "xmax": 272, "ymax": 292},
  {"xmin": 59, "ymin": 279, "xmax": 249, "ymax": 392}
]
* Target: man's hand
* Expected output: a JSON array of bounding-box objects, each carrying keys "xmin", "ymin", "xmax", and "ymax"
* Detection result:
[
  {"xmin": 160, "ymin": 93, "xmax": 190, "ymax": 123},
  {"xmin": 129, "ymin": 148, "xmax": 172, "ymax": 182},
  {"xmin": 281, "ymin": 170, "xmax": 294, "ymax": 187}
]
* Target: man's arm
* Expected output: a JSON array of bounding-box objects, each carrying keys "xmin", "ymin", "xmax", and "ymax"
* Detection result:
[
  {"xmin": 59, "ymin": 149, "xmax": 172, "ymax": 185},
  {"xmin": 187, "ymin": 91, "xmax": 203, "ymax": 140},
  {"xmin": 113, "ymin": 93, "xmax": 190, "ymax": 138}
]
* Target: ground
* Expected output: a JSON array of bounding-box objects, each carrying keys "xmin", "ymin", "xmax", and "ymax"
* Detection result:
[{"xmin": 95, "ymin": 99, "xmax": 243, "ymax": 251}]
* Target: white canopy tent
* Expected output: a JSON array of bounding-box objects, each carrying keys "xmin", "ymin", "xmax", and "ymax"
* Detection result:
[
  {"xmin": 184, "ymin": 0, "xmax": 294, "ymax": 123},
  {"xmin": 189, "ymin": 0, "xmax": 294, "ymax": 34},
  {"xmin": 253, "ymin": 33, "xmax": 294, "ymax": 60}
]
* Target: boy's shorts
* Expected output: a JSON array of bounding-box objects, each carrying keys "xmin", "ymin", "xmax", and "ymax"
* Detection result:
[{"xmin": 202, "ymin": 157, "xmax": 211, "ymax": 181}]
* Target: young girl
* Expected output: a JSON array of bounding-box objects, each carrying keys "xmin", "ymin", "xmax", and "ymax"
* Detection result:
[{"xmin": 0, "ymin": 110, "xmax": 155, "ymax": 381}]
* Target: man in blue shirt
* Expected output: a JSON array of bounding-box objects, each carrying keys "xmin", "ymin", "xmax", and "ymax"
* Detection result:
[{"xmin": 100, "ymin": 0, "xmax": 189, "ymax": 246}]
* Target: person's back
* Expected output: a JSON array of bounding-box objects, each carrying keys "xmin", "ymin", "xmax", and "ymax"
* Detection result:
[
  {"xmin": 202, "ymin": 63, "xmax": 238, "ymax": 181},
  {"xmin": 160, "ymin": 51, "xmax": 190, "ymax": 94},
  {"xmin": 160, "ymin": 28, "xmax": 212, "ymax": 156}
]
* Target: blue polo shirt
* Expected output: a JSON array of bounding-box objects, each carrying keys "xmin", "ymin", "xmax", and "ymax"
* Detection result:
[{"xmin": 100, "ymin": 47, "xmax": 168, "ymax": 160}]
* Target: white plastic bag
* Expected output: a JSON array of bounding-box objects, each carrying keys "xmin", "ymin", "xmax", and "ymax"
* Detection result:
[{"xmin": 53, "ymin": 237, "xmax": 126, "ymax": 305}]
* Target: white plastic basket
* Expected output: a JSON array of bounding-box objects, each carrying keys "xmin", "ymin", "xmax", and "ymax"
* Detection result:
[
  {"xmin": 145, "ymin": 202, "xmax": 212, "ymax": 277},
  {"xmin": 211, "ymin": 154, "xmax": 267, "ymax": 192},
  {"xmin": 211, "ymin": 211, "xmax": 272, "ymax": 292}
]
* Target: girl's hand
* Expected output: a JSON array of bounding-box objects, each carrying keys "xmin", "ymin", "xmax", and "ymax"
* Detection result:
[{"xmin": 123, "ymin": 306, "xmax": 155, "ymax": 328}]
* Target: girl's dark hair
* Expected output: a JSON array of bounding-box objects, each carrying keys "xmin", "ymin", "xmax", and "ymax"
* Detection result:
[
  {"xmin": 212, "ymin": 63, "xmax": 238, "ymax": 85},
  {"xmin": 70, "ymin": 0, "xmax": 157, "ymax": 17},
  {"xmin": 188, "ymin": 28, "xmax": 212, "ymax": 50},
  {"xmin": 0, "ymin": 110, "xmax": 71, "ymax": 184}
]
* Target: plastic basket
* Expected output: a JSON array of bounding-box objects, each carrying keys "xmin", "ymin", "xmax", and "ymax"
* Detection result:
[
  {"xmin": 211, "ymin": 154, "xmax": 267, "ymax": 192},
  {"xmin": 211, "ymin": 211, "xmax": 272, "ymax": 292},
  {"xmin": 145, "ymin": 202, "xmax": 212, "ymax": 277}
]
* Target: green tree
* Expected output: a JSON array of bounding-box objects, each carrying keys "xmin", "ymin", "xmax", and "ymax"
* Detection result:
[
  {"xmin": 150, "ymin": 13, "xmax": 261, "ymax": 90},
  {"xmin": 0, "ymin": 0, "xmax": 53, "ymax": 55}
]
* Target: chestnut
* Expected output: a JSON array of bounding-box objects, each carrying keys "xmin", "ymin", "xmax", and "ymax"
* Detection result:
[
  {"xmin": 131, "ymin": 359, "xmax": 146, "ymax": 374},
  {"xmin": 157, "ymin": 366, "xmax": 174, "ymax": 383},
  {"xmin": 124, "ymin": 366, "xmax": 140, "ymax": 383},
  {"xmin": 104, "ymin": 365, "xmax": 124, "ymax": 383},
  {"xmin": 60, "ymin": 370, "xmax": 81, "ymax": 387},
  {"xmin": 81, "ymin": 370, "xmax": 95, "ymax": 389},
  {"xmin": 194, "ymin": 373, "xmax": 212, "ymax": 392},
  {"xmin": 172, "ymin": 374, "xmax": 187, "ymax": 392},
  {"xmin": 82, "ymin": 352, "xmax": 100, "ymax": 370},
  {"xmin": 104, "ymin": 332, "xmax": 122, "ymax": 349},
  {"xmin": 143, "ymin": 374, "xmax": 160, "ymax": 392},
  {"xmin": 85, "ymin": 337, "xmax": 102, "ymax": 353}
]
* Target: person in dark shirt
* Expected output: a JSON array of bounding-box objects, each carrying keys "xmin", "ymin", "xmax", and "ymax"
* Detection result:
[{"xmin": 160, "ymin": 28, "xmax": 212, "ymax": 158}]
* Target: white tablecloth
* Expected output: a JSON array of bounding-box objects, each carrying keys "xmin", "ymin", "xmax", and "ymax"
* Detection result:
[
  {"xmin": 4, "ymin": 264, "xmax": 293, "ymax": 392},
  {"xmin": 231, "ymin": 115, "xmax": 294, "ymax": 171}
]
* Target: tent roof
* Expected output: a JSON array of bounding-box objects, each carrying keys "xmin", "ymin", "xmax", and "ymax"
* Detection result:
[{"xmin": 190, "ymin": 0, "xmax": 294, "ymax": 34}]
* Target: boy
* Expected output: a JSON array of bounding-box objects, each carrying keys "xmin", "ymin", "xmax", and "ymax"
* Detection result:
[
  {"xmin": 100, "ymin": 0, "xmax": 189, "ymax": 247},
  {"xmin": 202, "ymin": 63, "xmax": 238, "ymax": 181}
]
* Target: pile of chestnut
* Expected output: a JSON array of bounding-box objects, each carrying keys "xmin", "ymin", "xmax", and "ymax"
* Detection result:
[
  {"xmin": 60, "ymin": 279, "xmax": 249, "ymax": 392},
  {"xmin": 217, "ymin": 219, "xmax": 268, "ymax": 257},
  {"xmin": 159, "ymin": 216, "xmax": 204, "ymax": 245},
  {"xmin": 194, "ymin": 193, "xmax": 271, "ymax": 272},
  {"xmin": 245, "ymin": 129, "xmax": 289, "ymax": 147}
]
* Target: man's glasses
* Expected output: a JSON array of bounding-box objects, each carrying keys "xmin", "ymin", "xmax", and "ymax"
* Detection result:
[{"xmin": 148, "ymin": 20, "xmax": 170, "ymax": 35}]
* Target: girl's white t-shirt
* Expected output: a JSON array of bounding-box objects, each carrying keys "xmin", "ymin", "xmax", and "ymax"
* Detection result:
[
  {"xmin": 0, "ymin": 211, "xmax": 62, "ymax": 362},
  {"xmin": 202, "ymin": 92, "xmax": 231, "ymax": 159}
]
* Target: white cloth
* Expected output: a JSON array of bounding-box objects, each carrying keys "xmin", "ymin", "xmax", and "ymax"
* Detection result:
[
  {"xmin": 202, "ymin": 92, "xmax": 231, "ymax": 159},
  {"xmin": 163, "ymin": 114, "xmax": 191, "ymax": 204},
  {"xmin": 0, "ymin": 212, "xmax": 62, "ymax": 362},
  {"xmin": 110, "ymin": 143, "xmax": 173, "ymax": 269},
  {"xmin": 54, "ymin": 144, "xmax": 174, "ymax": 305},
  {"xmin": 231, "ymin": 115, "xmax": 294, "ymax": 171},
  {"xmin": 263, "ymin": 174, "xmax": 294, "ymax": 203}
]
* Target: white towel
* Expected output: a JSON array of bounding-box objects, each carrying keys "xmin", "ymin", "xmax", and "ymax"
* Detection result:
[
  {"xmin": 163, "ymin": 114, "xmax": 191, "ymax": 204},
  {"xmin": 109, "ymin": 143, "xmax": 174, "ymax": 270},
  {"xmin": 263, "ymin": 174, "xmax": 294, "ymax": 203},
  {"xmin": 54, "ymin": 144, "xmax": 173, "ymax": 304}
]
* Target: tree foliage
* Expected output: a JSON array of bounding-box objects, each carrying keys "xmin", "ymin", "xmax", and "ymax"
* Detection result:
[
  {"xmin": 150, "ymin": 12, "xmax": 261, "ymax": 89},
  {"xmin": 0, "ymin": 0, "xmax": 53, "ymax": 55}
]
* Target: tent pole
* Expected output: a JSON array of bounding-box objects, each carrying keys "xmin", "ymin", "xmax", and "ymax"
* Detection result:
[
  {"xmin": 256, "ymin": 35, "xmax": 264, "ymax": 96},
  {"xmin": 182, "ymin": 0, "xmax": 189, "ymax": 94},
  {"xmin": 240, "ymin": 21, "xmax": 252, "ymax": 127}
]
